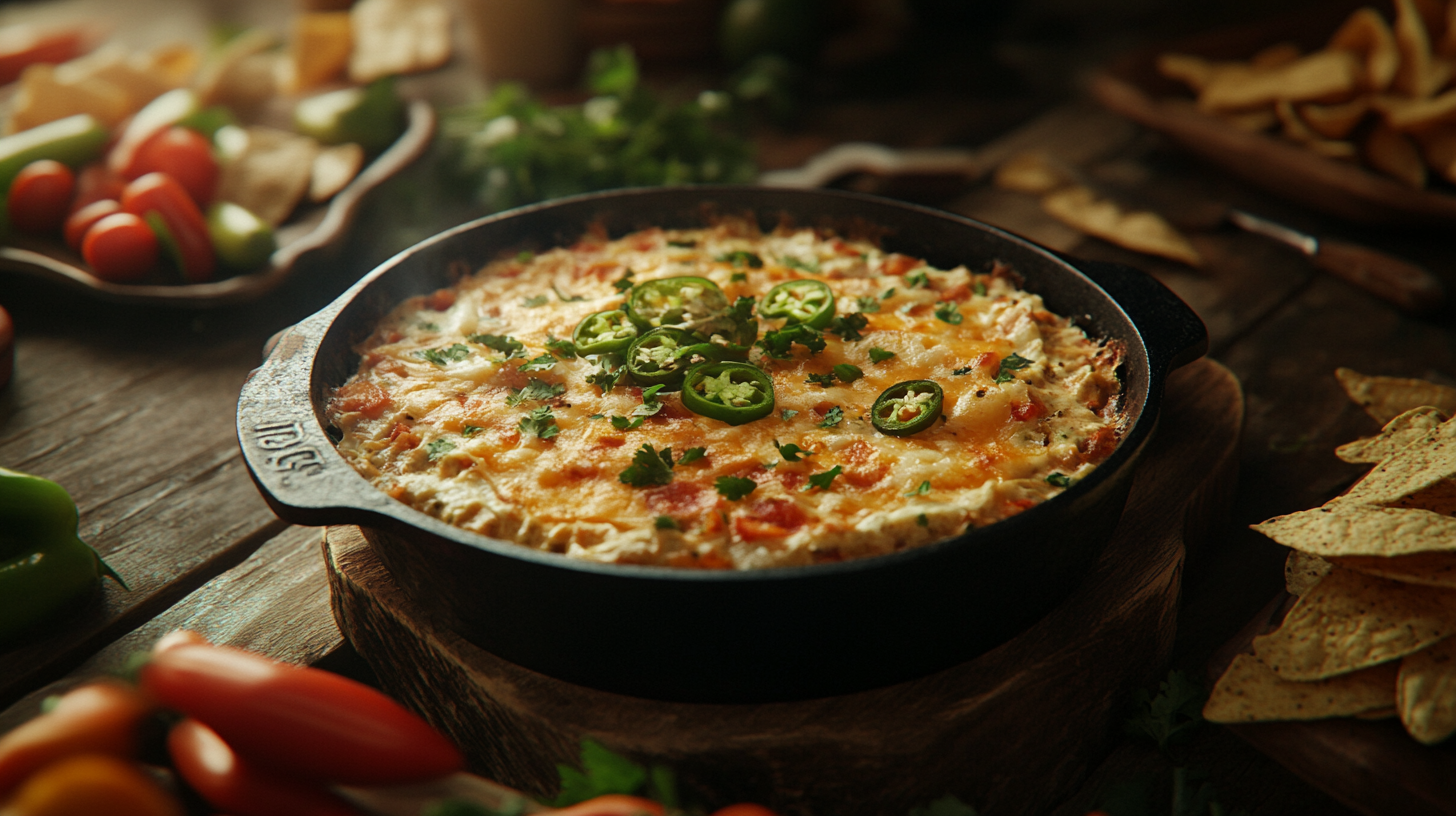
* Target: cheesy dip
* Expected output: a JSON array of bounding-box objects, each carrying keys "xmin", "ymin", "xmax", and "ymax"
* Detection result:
[{"xmin": 327, "ymin": 219, "xmax": 1125, "ymax": 569}]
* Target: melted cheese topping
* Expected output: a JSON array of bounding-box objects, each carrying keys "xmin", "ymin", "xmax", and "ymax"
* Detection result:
[{"xmin": 327, "ymin": 221, "xmax": 1125, "ymax": 569}]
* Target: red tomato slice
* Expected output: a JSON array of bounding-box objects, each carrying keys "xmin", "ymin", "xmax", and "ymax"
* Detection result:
[
  {"xmin": 547, "ymin": 794, "xmax": 667, "ymax": 815},
  {"xmin": 81, "ymin": 212, "xmax": 158, "ymax": 283},
  {"xmin": 119, "ymin": 172, "xmax": 213, "ymax": 283},
  {"xmin": 64, "ymin": 198, "xmax": 120, "ymax": 251},
  {"xmin": 168, "ymin": 719, "xmax": 362, "ymax": 816},
  {"xmin": 8, "ymin": 159, "xmax": 75, "ymax": 234},
  {"xmin": 140, "ymin": 643, "xmax": 463, "ymax": 785},
  {"xmin": 125, "ymin": 126, "xmax": 218, "ymax": 206}
]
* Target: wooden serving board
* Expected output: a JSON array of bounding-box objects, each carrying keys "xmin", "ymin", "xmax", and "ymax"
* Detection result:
[{"xmin": 326, "ymin": 358, "xmax": 1241, "ymax": 816}]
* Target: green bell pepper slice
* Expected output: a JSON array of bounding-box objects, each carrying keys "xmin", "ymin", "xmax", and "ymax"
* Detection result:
[
  {"xmin": 759, "ymin": 279, "xmax": 836, "ymax": 328},
  {"xmin": 0, "ymin": 467, "xmax": 125, "ymax": 647},
  {"xmin": 681, "ymin": 361, "xmax": 776, "ymax": 425},
  {"xmin": 871, "ymin": 380, "xmax": 944, "ymax": 437}
]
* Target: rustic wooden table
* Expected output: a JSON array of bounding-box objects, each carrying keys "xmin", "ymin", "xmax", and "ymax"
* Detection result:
[{"xmin": 3, "ymin": 3, "xmax": 1455, "ymax": 814}]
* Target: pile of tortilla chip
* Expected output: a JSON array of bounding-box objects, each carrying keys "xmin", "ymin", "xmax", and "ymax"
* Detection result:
[
  {"xmin": 1204, "ymin": 368, "xmax": 1456, "ymax": 744},
  {"xmin": 1158, "ymin": 0, "xmax": 1456, "ymax": 189},
  {"xmin": 991, "ymin": 150, "xmax": 1203, "ymax": 266}
]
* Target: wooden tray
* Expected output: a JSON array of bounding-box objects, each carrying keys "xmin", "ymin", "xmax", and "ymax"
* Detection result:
[
  {"xmin": 1089, "ymin": 6, "xmax": 1456, "ymax": 227},
  {"xmin": 323, "ymin": 358, "xmax": 1242, "ymax": 816}
]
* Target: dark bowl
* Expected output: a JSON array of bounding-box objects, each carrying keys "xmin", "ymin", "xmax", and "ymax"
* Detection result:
[{"xmin": 237, "ymin": 186, "xmax": 1206, "ymax": 703}]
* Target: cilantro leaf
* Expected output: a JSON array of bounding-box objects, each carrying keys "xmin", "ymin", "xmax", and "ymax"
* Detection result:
[
  {"xmin": 905, "ymin": 269, "xmax": 930, "ymax": 288},
  {"xmin": 832, "ymin": 363, "xmax": 863, "ymax": 383},
  {"xmin": 1046, "ymin": 472, "xmax": 1073, "ymax": 487},
  {"xmin": 881, "ymin": 287, "xmax": 896, "ymax": 300},
  {"xmin": 610, "ymin": 415, "xmax": 644, "ymax": 431},
  {"xmin": 468, "ymin": 334, "xmax": 527, "ymax": 359},
  {"xmin": 908, "ymin": 795, "xmax": 979, "ymax": 816},
  {"xmin": 805, "ymin": 372, "xmax": 836, "ymax": 387},
  {"xmin": 780, "ymin": 409, "xmax": 798, "ymax": 421},
  {"xmin": 521, "ymin": 294, "xmax": 549, "ymax": 308},
  {"xmin": 619, "ymin": 444, "xmax": 675, "ymax": 487},
  {"xmin": 757, "ymin": 323, "xmax": 825, "ymax": 358},
  {"xmin": 817, "ymin": 406, "xmax": 844, "ymax": 428},
  {"xmin": 462, "ymin": 425, "xmax": 484, "ymax": 437},
  {"xmin": 1124, "ymin": 669, "xmax": 1206, "ymax": 754},
  {"xmin": 516, "ymin": 250, "xmax": 535, "ymax": 263},
  {"xmin": 717, "ymin": 250, "xmax": 763, "ymax": 268},
  {"xmin": 869, "ymin": 347, "xmax": 895, "ymax": 364},
  {"xmin": 506, "ymin": 378, "xmax": 565, "ymax": 406},
  {"xmin": 417, "ymin": 321, "xmax": 439, "ymax": 331},
  {"xmin": 952, "ymin": 365, "xmax": 974, "ymax": 376},
  {"xmin": 667, "ymin": 239, "xmax": 696, "ymax": 248},
  {"xmin": 715, "ymin": 475, "xmax": 757, "ymax": 500},
  {"xmin": 803, "ymin": 465, "xmax": 843, "ymax": 492},
  {"xmin": 828, "ymin": 313, "xmax": 869, "ymax": 342},
  {"xmin": 934, "ymin": 301, "xmax": 963, "ymax": 325},
  {"xmin": 782, "ymin": 256, "xmax": 820, "ymax": 273},
  {"xmin": 994, "ymin": 352, "xmax": 1033, "ymax": 384},
  {"xmin": 917, "ymin": 513, "xmax": 929, "ymax": 527},
  {"xmin": 973, "ymin": 280, "xmax": 988, "ymax": 296},
  {"xmin": 855, "ymin": 295, "xmax": 881, "ymax": 313},
  {"xmin": 425, "ymin": 439, "xmax": 455, "ymax": 461},
  {"xmin": 518, "ymin": 406, "xmax": 560, "ymax": 439},
  {"xmin": 730, "ymin": 271, "xmax": 747, "ymax": 282},
  {"xmin": 635, "ymin": 384, "xmax": 666, "ymax": 417},
  {"xmin": 416, "ymin": 344, "xmax": 471, "ymax": 366},
  {"xmin": 613, "ymin": 269, "xmax": 636, "ymax": 293},
  {"xmin": 518, "ymin": 353, "xmax": 557, "ymax": 372},
  {"xmin": 550, "ymin": 739, "xmax": 648, "ymax": 807},
  {"xmin": 586, "ymin": 356, "xmax": 624, "ymax": 394},
  {"xmin": 677, "ymin": 446, "xmax": 706, "ymax": 465},
  {"xmin": 545, "ymin": 335, "xmax": 578, "ymax": 358},
  {"xmin": 655, "ymin": 515, "xmax": 678, "ymax": 530},
  {"xmin": 773, "ymin": 439, "xmax": 813, "ymax": 462},
  {"xmin": 551, "ymin": 284, "xmax": 586, "ymax": 303},
  {"xmin": 905, "ymin": 480, "xmax": 931, "ymax": 496}
]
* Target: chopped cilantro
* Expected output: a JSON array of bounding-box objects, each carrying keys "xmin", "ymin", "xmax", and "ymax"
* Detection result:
[
  {"xmin": 1047, "ymin": 472, "xmax": 1073, "ymax": 487},
  {"xmin": 855, "ymin": 295, "xmax": 881, "ymax": 314},
  {"xmin": 994, "ymin": 353, "xmax": 1033, "ymax": 384},
  {"xmin": 667, "ymin": 239, "xmax": 696, "ymax": 248},
  {"xmin": 552, "ymin": 284, "xmax": 586, "ymax": 303},
  {"xmin": 516, "ymin": 250, "xmax": 535, "ymax": 263},
  {"xmin": 545, "ymin": 335, "xmax": 578, "ymax": 358},
  {"xmin": 881, "ymin": 287, "xmax": 896, "ymax": 300},
  {"xmin": 586, "ymin": 356, "xmax": 624, "ymax": 393},
  {"xmin": 1124, "ymin": 669, "xmax": 1205, "ymax": 754},
  {"xmin": 425, "ymin": 439, "xmax": 455, "ymax": 461},
  {"xmin": 817, "ymin": 406, "xmax": 844, "ymax": 428},
  {"xmin": 468, "ymin": 333, "xmax": 527, "ymax": 359},
  {"xmin": 519, "ymin": 353, "xmax": 557, "ymax": 372},
  {"xmin": 757, "ymin": 323, "xmax": 825, "ymax": 358},
  {"xmin": 550, "ymin": 739, "xmax": 649, "ymax": 807},
  {"xmin": 782, "ymin": 256, "xmax": 821, "ymax": 273},
  {"xmin": 952, "ymin": 365, "xmax": 974, "ymax": 376},
  {"xmin": 521, "ymin": 294, "xmax": 549, "ymax": 308},
  {"xmin": 416, "ymin": 344, "xmax": 471, "ymax": 366},
  {"xmin": 518, "ymin": 406, "xmax": 560, "ymax": 439},
  {"xmin": 780, "ymin": 408, "xmax": 799, "ymax": 421},
  {"xmin": 973, "ymin": 281, "xmax": 988, "ymax": 296},
  {"xmin": 934, "ymin": 301, "xmax": 963, "ymax": 325},
  {"xmin": 715, "ymin": 475, "xmax": 757, "ymax": 500},
  {"xmin": 677, "ymin": 446, "xmax": 706, "ymax": 465},
  {"xmin": 417, "ymin": 321, "xmax": 439, "ymax": 331},
  {"xmin": 916, "ymin": 513, "xmax": 929, "ymax": 527},
  {"xmin": 717, "ymin": 250, "xmax": 763, "ymax": 268},
  {"xmin": 773, "ymin": 440, "xmax": 814, "ymax": 462},
  {"xmin": 635, "ymin": 384, "xmax": 665, "ymax": 417},
  {"xmin": 869, "ymin": 347, "xmax": 895, "ymax": 364},
  {"xmin": 832, "ymin": 363, "xmax": 864, "ymax": 383},
  {"xmin": 655, "ymin": 515, "xmax": 678, "ymax": 530},
  {"xmin": 610, "ymin": 415, "xmax": 644, "ymax": 431},
  {"xmin": 905, "ymin": 480, "xmax": 931, "ymax": 496},
  {"xmin": 905, "ymin": 269, "xmax": 930, "ymax": 288},
  {"xmin": 805, "ymin": 372, "xmax": 837, "ymax": 387},
  {"xmin": 612, "ymin": 269, "xmax": 636, "ymax": 293},
  {"xmin": 506, "ymin": 378, "xmax": 565, "ymax": 406},
  {"xmin": 619, "ymin": 444, "xmax": 675, "ymax": 487},
  {"xmin": 462, "ymin": 425, "xmax": 484, "ymax": 437},
  {"xmin": 729, "ymin": 271, "xmax": 747, "ymax": 282},
  {"xmin": 803, "ymin": 465, "xmax": 843, "ymax": 492},
  {"xmin": 828, "ymin": 313, "xmax": 869, "ymax": 341}
]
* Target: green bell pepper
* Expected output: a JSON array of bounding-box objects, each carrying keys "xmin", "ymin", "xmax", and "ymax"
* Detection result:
[{"xmin": 0, "ymin": 467, "xmax": 125, "ymax": 647}]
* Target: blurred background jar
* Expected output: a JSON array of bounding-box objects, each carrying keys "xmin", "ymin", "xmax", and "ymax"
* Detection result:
[{"xmin": 459, "ymin": 0, "xmax": 582, "ymax": 87}]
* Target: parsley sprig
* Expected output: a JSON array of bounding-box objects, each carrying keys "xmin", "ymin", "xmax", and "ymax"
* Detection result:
[
  {"xmin": 518, "ymin": 406, "xmax": 560, "ymax": 439},
  {"xmin": 506, "ymin": 378, "xmax": 565, "ymax": 406},
  {"xmin": 828, "ymin": 313, "xmax": 869, "ymax": 341},
  {"xmin": 757, "ymin": 324, "xmax": 825, "ymax": 358},
  {"xmin": 468, "ymin": 333, "xmax": 527, "ymax": 360},
  {"xmin": 715, "ymin": 475, "xmax": 757, "ymax": 500},
  {"xmin": 773, "ymin": 440, "xmax": 814, "ymax": 462},
  {"xmin": 416, "ymin": 344, "xmax": 471, "ymax": 366},
  {"xmin": 994, "ymin": 353, "xmax": 1033, "ymax": 384}
]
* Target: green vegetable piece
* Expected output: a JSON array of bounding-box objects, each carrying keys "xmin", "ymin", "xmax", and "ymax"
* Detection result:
[
  {"xmin": 521, "ymin": 294, "xmax": 549, "ymax": 308},
  {"xmin": 760, "ymin": 279, "xmax": 835, "ymax": 328},
  {"xmin": 426, "ymin": 439, "xmax": 455, "ymax": 460},
  {"xmin": 756, "ymin": 323, "xmax": 825, "ymax": 359},
  {"xmin": 817, "ymin": 406, "xmax": 844, "ymax": 428},
  {"xmin": 681, "ymin": 361, "xmax": 775, "ymax": 425},
  {"xmin": 416, "ymin": 344, "xmax": 471, "ymax": 366},
  {"xmin": 716, "ymin": 249, "xmax": 764, "ymax": 268},
  {"xmin": 176, "ymin": 104, "xmax": 236, "ymax": 140},
  {"xmin": 828, "ymin": 313, "xmax": 869, "ymax": 342},
  {"xmin": 619, "ymin": 444, "xmax": 676, "ymax": 487},
  {"xmin": 626, "ymin": 276, "xmax": 729, "ymax": 331},
  {"xmin": 469, "ymin": 334, "xmax": 527, "ymax": 359},
  {"xmin": 715, "ymin": 475, "xmax": 757, "ymax": 501},
  {"xmin": 206, "ymin": 201, "xmax": 276, "ymax": 271},
  {"xmin": 625, "ymin": 327, "xmax": 705, "ymax": 388},
  {"xmin": 871, "ymin": 380, "xmax": 943, "ymax": 437},
  {"xmin": 655, "ymin": 515, "xmax": 679, "ymax": 530},
  {"xmin": 1047, "ymin": 472, "xmax": 1073, "ymax": 487},
  {"xmin": 678, "ymin": 446, "xmax": 706, "ymax": 465},
  {"xmin": 0, "ymin": 114, "xmax": 109, "ymax": 236},
  {"xmin": 994, "ymin": 352, "xmax": 1033, "ymax": 384},
  {"xmin": 518, "ymin": 406, "xmax": 560, "ymax": 439},
  {"xmin": 832, "ymin": 363, "xmax": 864, "ymax": 383},
  {"xmin": 551, "ymin": 738, "xmax": 649, "ymax": 807},
  {"xmin": 293, "ymin": 77, "xmax": 405, "ymax": 152},
  {"xmin": 572, "ymin": 309, "xmax": 638, "ymax": 356},
  {"xmin": 518, "ymin": 353, "xmax": 557, "ymax": 372},
  {"xmin": 803, "ymin": 465, "xmax": 843, "ymax": 492},
  {"xmin": 506, "ymin": 378, "xmax": 565, "ymax": 406},
  {"xmin": 869, "ymin": 347, "xmax": 895, "ymax": 364},
  {"xmin": 0, "ymin": 467, "xmax": 125, "ymax": 647},
  {"xmin": 772, "ymin": 439, "xmax": 813, "ymax": 462},
  {"xmin": 934, "ymin": 301, "xmax": 963, "ymax": 325},
  {"xmin": 905, "ymin": 480, "xmax": 931, "ymax": 496}
]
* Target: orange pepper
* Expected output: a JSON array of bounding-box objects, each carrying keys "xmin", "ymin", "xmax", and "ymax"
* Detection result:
[
  {"xmin": 0, "ymin": 680, "xmax": 156, "ymax": 797},
  {"xmin": 0, "ymin": 754, "xmax": 182, "ymax": 816}
]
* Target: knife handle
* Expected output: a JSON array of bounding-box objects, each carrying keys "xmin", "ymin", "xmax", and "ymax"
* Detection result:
[{"xmin": 1313, "ymin": 238, "xmax": 1445, "ymax": 315}]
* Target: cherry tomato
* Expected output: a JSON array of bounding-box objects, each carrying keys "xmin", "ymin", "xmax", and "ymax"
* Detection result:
[
  {"xmin": 81, "ymin": 213, "xmax": 158, "ymax": 283},
  {"xmin": 0, "ymin": 681, "xmax": 156, "ymax": 797},
  {"xmin": 119, "ymin": 172, "xmax": 213, "ymax": 283},
  {"xmin": 139, "ymin": 641, "xmax": 463, "ymax": 785},
  {"xmin": 3, "ymin": 753, "xmax": 184, "ymax": 816},
  {"xmin": 167, "ymin": 719, "xmax": 360, "ymax": 816},
  {"xmin": 0, "ymin": 26, "xmax": 89, "ymax": 85},
  {"xmin": 547, "ymin": 794, "xmax": 666, "ymax": 816},
  {"xmin": 709, "ymin": 806, "xmax": 780, "ymax": 816},
  {"xmin": 63, "ymin": 198, "xmax": 119, "ymax": 252},
  {"xmin": 7, "ymin": 160, "xmax": 75, "ymax": 235},
  {"xmin": 125, "ymin": 126, "xmax": 218, "ymax": 206},
  {"xmin": 69, "ymin": 164, "xmax": 126, "ymax": 214}
]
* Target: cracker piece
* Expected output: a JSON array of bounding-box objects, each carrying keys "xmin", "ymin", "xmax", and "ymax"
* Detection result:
[
  {"xmin": 1287, "ymin": 549, "xmax": 1335, "ymax": 596},
  {"xmin": 1039, "ymin": 185, "xmax": 1202, "ymax": 266},
  {"xmin": 1252, "ymin": 567, "xmax": 1456, "ymax": 680},
  {"xmin": 1336, "ymin": 406, "xmax": 1449, "ymax": 463},
  {"xmin": 1334, "ymin": 551, "xmax": 1456, "ymax": 590},
  {"xmin": 1203, "ymin": 652, "xmax": 1398, "ymax": 723},
  {"xmin": 348, "ymin": 0, "xmax": 452, "ymax": 84},
  {"xmin": 1336, "ymin": 367, "xmax": 1456, "ymax": 424},
  {"xmin": 216, "ymin": 126, "xmax": 321, "ymax": 226},
  {"xmin": 310, "ymin": 142, "xmax": 365, "ymax": 203},
  {"xmin": 1398, "ymin": 635, "xmax": 1456, "ymax": 743}
]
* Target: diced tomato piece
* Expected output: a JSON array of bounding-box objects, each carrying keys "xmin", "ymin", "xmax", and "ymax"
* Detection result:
[
  {"xmin": 880, "ymin": 253, "xmax": 921, "ymax": 276},
  {"xmin": 734, "ymin": 497, "xmax": 809, "ymax": 541},
  {"xmin": 330, "ymin": 381, "xmax": 393, "ymax": 419}
]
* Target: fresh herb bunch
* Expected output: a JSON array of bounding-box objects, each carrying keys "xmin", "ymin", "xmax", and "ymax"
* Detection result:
[{"xmin": 442, "ymin": 46, "xmax": 757, "ymax": 213}]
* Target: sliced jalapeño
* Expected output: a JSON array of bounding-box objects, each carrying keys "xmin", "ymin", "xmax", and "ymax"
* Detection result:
[
  {"xmin": 759, "ymin": 279, "xmax": 836, "ymax": 328},
  {"xmin": 626, "ymin": 327, "xmax": 713, "ymax": 388},
  {"xmin": 871, "ymin": 380, "xmax": 944, "ymax": 436},
  {"xmin": 682, "ymin": 361, "xmax": 776, "ymax": 425},
  {"xmin": 626, "ymin": 276, "xmax": 729, "ymax": 331},
  {"xmin": 572, "ymin": 309, "xmax": 638, "ymax": 355}
]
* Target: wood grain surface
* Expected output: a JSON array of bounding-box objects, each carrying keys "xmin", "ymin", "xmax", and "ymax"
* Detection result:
[{"xmin": 325, "ymin": 358, "xmax": 1241, "ymax": 816}]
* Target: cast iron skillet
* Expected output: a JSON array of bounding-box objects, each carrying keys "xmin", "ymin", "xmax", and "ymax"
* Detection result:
[{"xmin": 237, "ymin": 186, "xmax": 1207, "ymax": 703}]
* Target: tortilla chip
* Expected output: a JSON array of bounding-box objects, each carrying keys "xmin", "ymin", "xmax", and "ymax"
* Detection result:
[
  {"xmin": 1393, "ymin": 0, "xmax": 1444, "ymax": 97},
  {"xmin": 1298, "ymin": 98, "xmax": 1371, "ymax": 139},
  {"xmin": 195, "ymin": 28, "xmax": 281, "ymax": 112},
  {"xmin": 1039, "ymin": 185, "xmax": 1202, "ymax": 266},
  {"xmin": 287, "ymin": 11, "xmax": 353, "ymax": 92},
  {"xmin": 1398, "ymin": 635, "xmax": 1456, "ymax": 743},
  {"xmin": 310, "ymin": 142, "xmax": 365, "ymax": 203},
  {"xmin": 1157, "ymin": 52, "xmax": 1220, "ymax": 92},
  {"xmin": 216, "ymin": 126, "xmax": 321, "ymax": 226},
  {"xmin": 1204, "ymin": 652, "xmax": 1398, "ymax": 722},
  {"xmin": 1336, "ymin": 367, "xmax": 1456, "ymax": 424},
  {"xmin": 349, "ymin": 0, "xmax": 452, "ymax": 84},
  {"xmin": 1328, "ymin": 6, "xmax": 1401, "ymax": 92},
  {"xmin": 1416, "ymin": 125, "xmax": 1456, "ymax": 183},
  {"xmin": 1251, "ymin": 42, "xmax": 1303, "ymax": 69},
  {"xmin": 1287, "ymin": 549, "xmax": 1335, "ymax": 596},
  {"xmin": 1374, "ymin": 89, "xmax": 1456, "ymax": 130},
  {"xmin": 54, "ymin": 44, "xmax": 178, "ymax": 114},
  {"xmin": 992, "ymin": 151, "xmax": 1072, "ymax": 194},
  {"xmin": 1198, "ymin": 50, "xmax": 1361, "ymax": 113},
  {"xmin": 1252, "ymin": 567, "xmax": 1456, "ymax": 680},
  {"xmin": 5, "ymin": 63, "xmax": 132, "ymax": 133},
  {"xmin": 1341, "ymin": 416, "xmax": 1456, "ymax": 506},
  {"xmin": 1334, "ymin": 550, "xmax": 1456, "ymax": 590},
  {"xmin": 1354, "ymin": 705, "xmax": 1400, "ymax": 719},
  {"xmin": 1255, "ymin": 504, "xmax": 1456, "ymax": 558},
  {"xmin": 1276, "ymin": 100, "xmax": 1361, "ymax": 159},
  {"xmin": 1365, "ymin": 121, "xmax": 1428, "ymax": 186},
  {"xmin": 1223, "ymin": 107, "xmax": 1278, "ymax": 132},
  {"xmin": 1337, "ymin": 406, "xmax": 1449, "ymax": 463}
]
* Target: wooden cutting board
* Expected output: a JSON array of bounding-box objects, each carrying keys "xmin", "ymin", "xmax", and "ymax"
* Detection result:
[{"xmin": 325, "ymin": 357, "xmax": 1241, "ymax": 816}]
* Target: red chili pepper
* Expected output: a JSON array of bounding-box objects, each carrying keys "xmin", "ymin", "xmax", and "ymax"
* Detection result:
[
  {"xmin": 119, "ymin": 172, "xmax": 213, "ymax": 283},
  {"xmin": 167, "ymin": 718, "xmax": 362, "ymax": 816},
  {"xmin": 139, "ymin": 641, "xmax": 463, "ymax": 785},
  {"xmin": 0, "ymin": 680, "xmax": 156, "ymax": 798}
]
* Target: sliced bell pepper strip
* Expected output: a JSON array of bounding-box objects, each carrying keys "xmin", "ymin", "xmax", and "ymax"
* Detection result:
[
  {"xmin": 681, "ymin": 361, "xmax": 775, "ymax": 425},
  {"xmin": 572, "ymin": 309, "xmax": 639, "ymax": 355},
  {"xmin": 870, "ymin": 380, "xmax": 944, "ymax": 436},
  {"xmin": 626, "ymin": 276, "xmax": 729, "ymax": 331},
  {"xmin": 759, "ymin": 279, "xmax": 835, "ymax": 328}
]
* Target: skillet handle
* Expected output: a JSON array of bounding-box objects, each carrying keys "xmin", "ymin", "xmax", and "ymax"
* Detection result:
[{"xmin": 1068, "ymin": 257, "xmax": 1208, "ymax": 373}]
